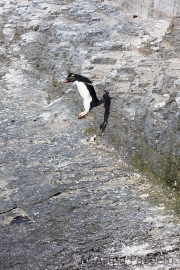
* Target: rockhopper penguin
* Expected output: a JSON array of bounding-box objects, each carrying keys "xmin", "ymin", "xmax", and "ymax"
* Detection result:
[{"xmin": 64, "ymin": 73, "xmax": 101, "ymax": 118}]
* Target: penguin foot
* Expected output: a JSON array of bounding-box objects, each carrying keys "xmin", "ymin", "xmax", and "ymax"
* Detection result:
[{"xmin": 78, "ymin": 111, "xmax": 88, "ymax": 119}]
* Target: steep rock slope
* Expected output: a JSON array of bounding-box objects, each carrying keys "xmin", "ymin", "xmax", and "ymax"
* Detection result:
[
  {"xmin": 1, "ymin": 1, "xmax": 180, "ymax": 189},
  {"xmin": 1, "ymin": 1, "xmax": 180, "ymax": 269},
  {"xmin": 1, "ymin": 1, "xmax": 179, "ymax": 186}
]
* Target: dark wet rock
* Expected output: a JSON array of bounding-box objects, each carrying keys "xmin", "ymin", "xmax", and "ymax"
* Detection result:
[{"xmin": 10, "ymin": 215, "xmax": 30, "ymax": 225}]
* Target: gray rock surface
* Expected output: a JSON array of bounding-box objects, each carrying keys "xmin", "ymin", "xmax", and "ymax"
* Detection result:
[
  {"xmin": 115, "ymin": 0, "xmax": 180, "ymax": 19},
  {"xmin": 1, "ymin": 0, "xmax": 180, "ymax": 269}
]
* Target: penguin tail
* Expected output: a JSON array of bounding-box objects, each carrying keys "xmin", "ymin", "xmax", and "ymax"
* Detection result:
[
  {"xmin": 92, "ymin": 99, "xmax": 103, "ymax": 108},
  {"xmin": 97, "ymin": 99, "xmax": 104, "ymax": 106}
]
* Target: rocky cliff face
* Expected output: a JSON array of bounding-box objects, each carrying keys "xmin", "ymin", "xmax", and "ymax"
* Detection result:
[
  {"xmin": 92, "ymin": 14, "xmax": 180, "ymax": 188},
  {"xmin": 1, "ymin": 0, "xmax": 179, "ymax": 187},
  {"xmin": 115, "ymin": 0, "xmax": 180, "ymax": 19},
  {"xmin": 91, "ymin": 1, "xmax": 180, "ymax": 188},
  {"xmin": 2, "ymin": 0, "xmax": 180, "ymax": 269}
]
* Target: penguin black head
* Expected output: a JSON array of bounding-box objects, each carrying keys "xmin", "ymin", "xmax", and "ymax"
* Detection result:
[
  {"xmin": 63, "ymin": 73, "xmax": 77, "ymax": 83},
  {"xmin": 63, "ymin": 73, "xmax": 92, "ymax": 84}
]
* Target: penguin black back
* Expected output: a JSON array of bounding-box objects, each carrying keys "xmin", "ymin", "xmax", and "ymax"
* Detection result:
[
  {"xmin": 64, "ymin": 73, "xmax": 91, "ymax": 84},
  {"xmin": 85, "ymin": 82, "xmax": 100, "ymax": 108}
]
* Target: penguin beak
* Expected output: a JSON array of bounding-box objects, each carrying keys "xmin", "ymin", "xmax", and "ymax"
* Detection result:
[{"xmin": 63, "ymin": 80, "xmax": 68, "ymax": 83}]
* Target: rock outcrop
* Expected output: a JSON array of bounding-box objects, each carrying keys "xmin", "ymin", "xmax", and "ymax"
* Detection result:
[
  {"xmin": 115, "ymin": 0, "xmax": 180, "ymax": 19},
  {"xmin": 92, "ymin": 14, "xmax": 180, "ymax": 188},
  {"xmin": 91, "ymin": 1, "xmax": 180, "ymax": 188}
]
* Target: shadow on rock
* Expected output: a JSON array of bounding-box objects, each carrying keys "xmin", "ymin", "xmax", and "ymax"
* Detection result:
[{"xmin": 100, "ymin": 90, "xmax": 112, "ymax": 132}]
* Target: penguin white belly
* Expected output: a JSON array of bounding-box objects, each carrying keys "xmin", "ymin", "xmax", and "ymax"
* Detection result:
[
  {"xmin": 75, "ymin": 81, "xmax": 92, "ymax": 113},
  {"xmin": 75, "ymin": 81, "xmax": 92, "ymax": 101}
]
